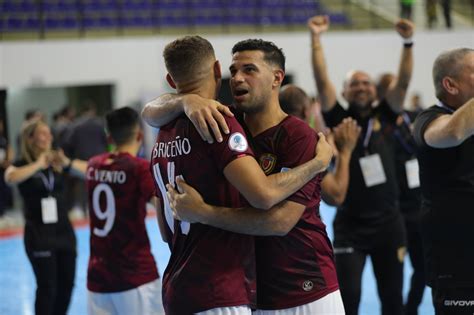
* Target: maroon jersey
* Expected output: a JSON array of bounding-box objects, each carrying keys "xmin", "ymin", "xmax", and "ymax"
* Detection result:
[
  {"xmin": 253, "ymin": 116, "xmax": 339, "ymax": 309},
  {"xmin": 86, "ymin": 152, "xmax": 159, "ymax": 293},
  {"xmin": 151, "ymin": 114, "xmax": 256, "ymax": 314}
]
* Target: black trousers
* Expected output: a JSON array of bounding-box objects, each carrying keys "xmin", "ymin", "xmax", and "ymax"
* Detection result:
[
  {"xmin": 403, "ymin": 218, "xmax": 426, "ymax": 315},
  {"xmin": 441, "ymin": 0, "xmax": 452, "ymax": 28},
  {"xmin": 334, "ymin": 221, "xmax": 405, "ymax": 315},
  {"xmin": 26, "ymin": 246, "xmax": 76, "ymax": 315},
  {"xmin": 400, "ymin": 3, "xmax": 413, "ymax": 20}
]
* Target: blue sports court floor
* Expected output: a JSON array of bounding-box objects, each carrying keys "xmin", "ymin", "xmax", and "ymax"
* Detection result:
[{"xmin": 0, "ymin": 203, "xmax": 434, "ymax": 315}]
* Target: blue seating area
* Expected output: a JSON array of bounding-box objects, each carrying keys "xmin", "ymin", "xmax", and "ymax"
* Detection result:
[{"xmin": 0, "ymin": 0, "xmax": 351, "ymax": 34}]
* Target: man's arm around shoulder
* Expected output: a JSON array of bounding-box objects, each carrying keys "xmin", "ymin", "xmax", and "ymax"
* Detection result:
[{"xmin": 142, "ymin": 93, "xmax": 234, "ymax": 143}]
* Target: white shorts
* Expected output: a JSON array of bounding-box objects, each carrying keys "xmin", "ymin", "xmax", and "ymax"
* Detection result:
[
  {"xmin": 196, "ymin": 305, "xmax": 252, "ymax": 315},
  {"xmin": 253, "ymin": 290, "xmax": 345, "ymax": 315},
  {"xmin": 88, "ymin": 278, "xmax": 164, "ymax": 315}
]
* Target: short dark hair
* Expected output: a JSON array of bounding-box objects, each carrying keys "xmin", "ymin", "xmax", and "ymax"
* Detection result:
[
  {"xmin": 105, "ymin": 107, "xmax": 139, "ymax": 145},
  {"xmin": 232, "ymin": 39, "xmax": 286, "ymax": 71},
  {"xmin": 163, "ymin": 36, "xmax": 215, "ymax": 84},
  {"xmin": 279, "ymin": 85, "xmax": 309, "ymax": 119}
]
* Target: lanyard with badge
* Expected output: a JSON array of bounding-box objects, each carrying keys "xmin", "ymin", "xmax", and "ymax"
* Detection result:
[
  {"xmin": 394, "ymin": 113, "xmax": 420, "ymax": 189},
  {"xmin": 358, "ymin": 118, "xmax": 387, "ymax": 187},
  {"xmin": 39, "ymin": 168, "xmax": 58, "ymax": 224}
]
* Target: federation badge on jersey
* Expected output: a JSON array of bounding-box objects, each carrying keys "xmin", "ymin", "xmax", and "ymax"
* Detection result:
[
  {"xmin": 228, "ymin": 132, "xmax": 248, "ymax": 152},
  {"xmin": 259, "ymin": 153, "xmax": 277, "ymax": 175}
]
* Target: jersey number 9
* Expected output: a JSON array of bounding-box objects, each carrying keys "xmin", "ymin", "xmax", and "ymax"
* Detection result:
[{"xmin": 92, "ymin": 183, "xmax": 116, "ymax": 237}]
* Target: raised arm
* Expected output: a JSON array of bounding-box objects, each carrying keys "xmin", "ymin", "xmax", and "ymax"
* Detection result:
[
  {"xmin": 308, "ymin": 15, "xmax": 338, "ymax": 112},
  {"xmin": 321, "ymin": 118, "xmax": 360, "ymax": 206},
  {"xmin": 142, "ymin": 93, "xmax": 233, "ymax": 143},
  {"xmin": 52, "ymin": 149, "xmax": 87, "ymax": 177},
  {"xmin": 224, "ymin": 133, "xmax": 333, "ymax": 210},
  {"xmin": 167, "ymin": 178, "xmax": 305, "ymax": 236},
  {"xmin": 385, "ymin": 19, "xmax": 415, "ymax": 113},
  {"xmin": 422, "ymin": 98, "xmax": 474, "ymax": 148},
  {"xmin": 4, "ymin": 152, "xmax": 49, "ymax": 184}
]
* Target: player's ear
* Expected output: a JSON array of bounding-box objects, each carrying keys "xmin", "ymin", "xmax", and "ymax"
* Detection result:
[
  {"xmin": 166, "ymin": 73, "xmax": 177, "ymax": 89},
  {"xmin": 272, "ymin": 69, "xmax": 284, "ymax": 88},
  {"xmin": 442, "ymin": 76, "xmax": 459, "ymax": 95},
  {"xmin": 214, "ymin": 60, "xmax": 222, "ymax": 80}
]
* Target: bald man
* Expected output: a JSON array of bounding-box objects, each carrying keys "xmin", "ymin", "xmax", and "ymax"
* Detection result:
[{"xmin": 308, "ymin": 15, "xmax": 415, "ymax": 315}]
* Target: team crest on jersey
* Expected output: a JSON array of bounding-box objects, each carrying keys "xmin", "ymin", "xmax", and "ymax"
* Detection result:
[
  {"xmin": 228, "ymin": 132, "xmax": 248, "ymax": 152},
  {"xmin": 302, "ymin": 280, "xmax": 314, "ymax": 292},
  {"xmin": 259, "ymin": 153, "xmax": 277, "ymax": 175}
]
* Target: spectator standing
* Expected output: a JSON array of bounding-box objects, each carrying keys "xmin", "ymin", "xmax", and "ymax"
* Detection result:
[
  {"xmin": 63, "ymin": 101, "xmax": 107, "ymax": 216},
  {"xmin": 413, "ymin": 48, "xmax": 474, "ymax": 315},
  {"xmin": 440, "ymin": 0, "xmax": 452, "ymax": 28},
  {"xmin": 426, "ymin": 0, "xmax": 438, "ymax": 28},
  {"xmin": 308, "ymin": 15, "xmax": 414, "ymax": 315},
  {"xmin": 4, "ymin": 119, "xmax": 87, "ymax": 315},
  {"xmin": 64, "ymin": 101, "xmax": 107, "ymax": 161}
]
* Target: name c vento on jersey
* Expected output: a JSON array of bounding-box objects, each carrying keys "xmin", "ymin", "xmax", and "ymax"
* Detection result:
[{"xmin": 87, "ymin": 168, "xmax": 127, "ymax": 184}]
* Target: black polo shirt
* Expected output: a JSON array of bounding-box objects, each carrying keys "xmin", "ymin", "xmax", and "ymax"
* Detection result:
[
  {"xmin": 323, "ymin": 100, "xmax": 402, "ymax": 248},
  {"xmin": 14, "ymin": 159, "xmax": 75, "ymax": 251},
  {"xmin": 413, "ymin": 104, "xmax": 474, "ymax": 286}
]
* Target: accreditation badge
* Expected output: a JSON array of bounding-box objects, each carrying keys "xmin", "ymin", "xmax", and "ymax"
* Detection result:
[
  {"xmin": 359, "ymin": 154, "xmax": 387, "ymax": 187},
  {"xmin": 41, "ymin": 197, "xmax": 58, "ymax": 224},
  {"xmin": 405, "ymin": 158, "xmax": 420, "ymax": 189}
]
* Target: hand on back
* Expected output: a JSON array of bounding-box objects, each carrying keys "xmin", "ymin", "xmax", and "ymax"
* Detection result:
[{"xmin": 184, "ymin": 95, "xmax": 234, "ymax": 144}]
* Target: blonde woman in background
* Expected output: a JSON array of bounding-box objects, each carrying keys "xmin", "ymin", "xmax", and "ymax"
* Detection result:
[{"xmin": 4, "ymin": 119, "xmax": 86, "ymax": 315}]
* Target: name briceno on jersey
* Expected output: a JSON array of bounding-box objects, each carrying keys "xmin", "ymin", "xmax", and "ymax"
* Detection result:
[
  {"xmin": 87, "ymin": 168, "xmax": 127, "ymax": 184},
  {"xmin": 152, "ymin": 136, "xmax": 191, "ymax": 158}
]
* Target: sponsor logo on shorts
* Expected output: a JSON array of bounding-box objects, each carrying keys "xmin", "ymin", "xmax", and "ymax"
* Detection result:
[
  {"xmin": 228, "ymin": 132, "xmax": 248, "ymax": 152},
  {"xmin": 302, "ymin": 280, "xmax": 314, "ymax": 292},
  {"xmin": 444, "ymin": 300, "xmax": 474, "ymax": 307},
  {"xmin": 259, "ymin": 153, "xmax": 277, "ymax": 175}
]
